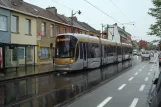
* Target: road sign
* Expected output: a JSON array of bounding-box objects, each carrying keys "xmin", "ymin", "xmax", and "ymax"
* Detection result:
[{"xmin": 37, "ymin": 33, "xmax": 41, "ymax": 40}]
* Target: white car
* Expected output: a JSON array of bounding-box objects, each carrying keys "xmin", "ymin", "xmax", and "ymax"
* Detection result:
[{"xmin": 141, "ymin": 51, "xmax": 150, "ymax": 60}]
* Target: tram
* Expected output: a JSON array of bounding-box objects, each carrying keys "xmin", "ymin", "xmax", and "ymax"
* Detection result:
[{"xmin": 54, "ymin": 33, "xmax": 132, "ymax": 71}]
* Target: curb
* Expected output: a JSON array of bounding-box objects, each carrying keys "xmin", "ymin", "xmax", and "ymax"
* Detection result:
[{"xmin": 0, "ymin": 70, "xmax": 55, "ymax": 83}]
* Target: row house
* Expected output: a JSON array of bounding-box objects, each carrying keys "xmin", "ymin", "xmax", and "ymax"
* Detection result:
[
  {"xmin": 58, "ymin": 15, "xmax": 88, "ymax": 34},
  {"xmin": 78, "ymin": 21, "xmax": 101, "ymax": 37},
  {"xmin": 0, "ymin": 8, "xmax": 11, "ymax": 69},
  {"xmin": 0, "ymin": 0, "xmax": 102, "ymax": 68},
  {"xmin": 0, "ymin": 0, "xmax": 37, "ymax": 71},
  {"xmin": 105, "ymin": 23, "xmax": 132, "ymax": 43}
]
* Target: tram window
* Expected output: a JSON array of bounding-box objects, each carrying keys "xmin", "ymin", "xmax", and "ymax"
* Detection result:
[
  {"xmin": 83, "ymin": 43, "xmax": 87, "ymax": 60},
  {"xmin": 80, "ymin": 43, "xmax": 83, "ymax": 59},
  {"xmin": 104, "ymin": 45, "xmax": 106, "ymax": 57},
  {"xmin": 87, "ymin": 43, "xmax": 91, "ymax": 58},
  {"xmin": 76, "ymin": 43, "xmax": 79, "ymax": 60},
  {"xmin": 106, "ymin": 45, "xmax": 110, "ymax": 56}
]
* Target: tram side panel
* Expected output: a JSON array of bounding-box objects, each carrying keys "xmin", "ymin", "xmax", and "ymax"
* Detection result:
[{"xmin": 87, "ymin": 42, "xmax": 101, "ymax": 69}]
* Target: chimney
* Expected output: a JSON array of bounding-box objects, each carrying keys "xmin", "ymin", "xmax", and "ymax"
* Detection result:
[
  {"xmin": 122, "ymin": 26, "xmax": 125, "ymax": 31},
  {"xmin": 46, "ymin": 7, "xmax": 57, "ymax": 15},
  {"xmin": 114, "ymin": 23, "xmax": 117, "ymax": 26},
  {"xmin": 73, "ymin": 16, "xmax": 77, "ymax": 21}
]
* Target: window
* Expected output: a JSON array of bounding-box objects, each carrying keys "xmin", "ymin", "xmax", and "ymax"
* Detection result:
[
  {"xmin": 55, "ymin": 35, "xmax": 77, "ymax": 58},
  {"xmin": 0, "ymin": 15, "xmax": 7, "ymax": 31},
  {"xmin": 18, "ymin": 48, "xmax": 24, "ymax": 59},
  {"xmin": 80, "ymin": 43, "xmax": 83, "ymax": 59},
  {"xmin": 25, "ymin": 19, "xmax": 31, "ymax": 35},
  {"xmin": 41, "ymin": 22, "xmax": 46, "ymax": 36},
  {"xmin": 12, "ymin": 16, "xmax": 18, "ymax": 33},
  {"xmin": 90, "ymin": 34, "xmax": 94, "ymax": 36},
  {"xmin": 50, "ymin": 25, "xmax": 54, "ymax": 37},
  {"xmin": 76, "ymin": 44, "xmax": 79, "ymax": 60},
  {"xmin": 26, "ymin": 47, "xmax": 32, "ymax": 61},
  {"xmin": 87, "ymin": 43, "xmax": 100, "ymax": 58},
  {"xmin": 63, "ymin": 27, "xmax": 66, "ymax": 33},
  {"xmin": 12, "ymin": 48, "xmax": 17, "ymax": 61},
  {"xmin": 56, "ymin": 25, "xmax": 59, "ymax": 36},
  {"xmin": 80, "ymin": 31, "xmax": 82, "ymax": 34},
  {"xmin": 40, "ymin": 48, "xmax": 49, "ymax": 58}
]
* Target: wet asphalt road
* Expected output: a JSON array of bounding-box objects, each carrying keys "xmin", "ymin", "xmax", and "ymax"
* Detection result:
[
  {"xmin": 0, "ymin": 56, "xmax": 141, "ymax": 107},
  {"xmin": 66, "ymin": 56, "xmax": 157, "ymax": 107}
]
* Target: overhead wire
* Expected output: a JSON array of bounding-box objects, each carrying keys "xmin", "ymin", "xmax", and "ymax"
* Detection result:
[
  {"xmin": 84, "ymin": 0, "xmax": 123, "ymax": 25},
  {"xmin": 51, "ymin": 0, "xmax": 73, "ymax": 11},
  {"xmin": 109, "ymin": 0, "xmax": 131, "ymax": 22}
]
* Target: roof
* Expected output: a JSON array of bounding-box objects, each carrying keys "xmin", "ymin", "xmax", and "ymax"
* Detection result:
[
  {"xmin": 0, "ymin": 0, "xmax": 66, "ymax": 24},
  {"xmin": 58, "ymin": 14, "xmax": 87, "ymax": 31},
  {"xmin": 118, "ymin": 26, "xmax": 131, "ymax": 36},
  {"xmin": 78, "ymin": 22, "xmax": 100, "ymax": 35}
]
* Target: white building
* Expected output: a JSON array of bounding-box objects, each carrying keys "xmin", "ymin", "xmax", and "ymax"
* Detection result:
[{"xmin": 103, "ymin": 23, "xmax": 132, "ymax": 43}]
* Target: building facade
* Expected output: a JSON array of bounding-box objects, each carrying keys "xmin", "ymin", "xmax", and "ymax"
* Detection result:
[
  {"xmin": 0, "ymin": 8, "xmax": 11, "ymax": 70},
  {"xmin": 10, "ymin": 11, "xmax": 37, "ymax": 66}
]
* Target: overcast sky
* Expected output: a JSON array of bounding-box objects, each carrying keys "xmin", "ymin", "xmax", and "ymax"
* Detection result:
[{"xmin": 25, "ymin": 0, "xmax": 160, "ymax": 42}]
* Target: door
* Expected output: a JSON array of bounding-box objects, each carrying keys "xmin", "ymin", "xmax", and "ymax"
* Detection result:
[
  {"xmin": 108, "ymin": 45, "xmax": 114, "ymax": 63},
  {"xmin": 11, "ymin": 47, "xmax": 19, "ymax": 67},
  {"xmin": 83, "ymin": 43, "xmax": 88, "ymax": 68}
]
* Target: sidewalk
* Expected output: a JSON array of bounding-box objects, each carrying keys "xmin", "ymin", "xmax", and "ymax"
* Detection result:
[{"xmin": 0, "ymin": 64, "xmax": 54, "ymax": 82}]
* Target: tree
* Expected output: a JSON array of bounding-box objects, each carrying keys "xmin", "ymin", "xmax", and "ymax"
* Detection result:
[
  {"xmin": 148, "ymin": 0, "xmax": 161, "ymax": 37},
  {"xmin": 131, "ymin": 40, "xmax": 138, "ymax": 49}
]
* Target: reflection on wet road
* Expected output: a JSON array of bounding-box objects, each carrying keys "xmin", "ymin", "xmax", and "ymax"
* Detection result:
[{"xmin": 0, "ymin": 60, "xmax": 134, "ymax": 107}]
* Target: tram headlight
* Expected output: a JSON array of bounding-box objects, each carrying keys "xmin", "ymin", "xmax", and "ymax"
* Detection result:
[{"xmin": 71, "ymin": 59, "xmax": 74, "ymax": 63}]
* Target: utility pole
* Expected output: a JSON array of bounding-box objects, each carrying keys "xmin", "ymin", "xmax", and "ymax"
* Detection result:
[
  {"xmin": 71, "ymin": 10, "xmax": 74, "ymax": 33},
  {"xmin": 71, "ymin": 10, "xmax": 81, "ymax": 33},
  {"xmin": 101, "ymin": 23, "xmax": 106, "ymax": 38}
]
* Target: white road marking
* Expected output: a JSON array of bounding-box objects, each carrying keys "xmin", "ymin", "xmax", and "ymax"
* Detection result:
[
  {"xmin": 139, "ymin": 84, "xmax": 145, "ymax": 91},
  {"xmin": 118, "ymin": 84, "xmax": 126, "ymax": 90},
  {"xmin": 148, "ymin": 72, "xmax": 151, "ymax": 75},
  {"xmin": 135, "ymin": 72, "xmax": 138, "ymax": 75},
  {"xmin": 130, "ymin": 98, "xmax": 139, "ymax": 107},
  {"xmin": 129, "ymin": 77, "xmax": 134, "ymax": 81},
  {"xmin": 145, "ymin": 77, "xmax": 148, "ymax": 81},
  {"xmin": 97, "ymin": 97, "xmax": 112, "ymax": 107}
]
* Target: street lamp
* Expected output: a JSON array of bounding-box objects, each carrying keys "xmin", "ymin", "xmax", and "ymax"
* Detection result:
[{"xmin": 71, "ymin": 10, "xmax": 81, "ymax": 33}]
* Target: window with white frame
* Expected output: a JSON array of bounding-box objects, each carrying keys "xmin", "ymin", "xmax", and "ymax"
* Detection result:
[
  {"xmin": 50, "ymin": 25, "xmax": 54, "ymax": 37},
  {"xmin": 25, "ymin": 19, "xmax": 31, "ymax": 35},
  {"xmin": 40, "ymin": 48, "xmax": 49, "ymax": 58},
  {"xmin": 41, "ymin": 22, "xmax": 45, "ymax": 36},
  {"xmin": 11, "ymin": 16, "xmax": 18, "ymax": 33},
  {"xmin": 18, "ymin": 47, "xmax": 24, "ymax": 59},
  {"xmin": 56, "ymin": 25, "xmax": 59, "ymax": 36},
  {"xmin": 0, "ymin": 15, "xmax": 7, "ymax": 31}
]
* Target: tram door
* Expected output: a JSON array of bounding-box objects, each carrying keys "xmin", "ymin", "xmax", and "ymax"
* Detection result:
[{"xmin": 83, "ymin": 43, "xmax": 88, "ymax": 68}]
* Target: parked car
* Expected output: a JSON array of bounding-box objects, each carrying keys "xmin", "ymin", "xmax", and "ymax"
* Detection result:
[
  {"xmin": 149, "ymin": 72, "xmax": 161, "ymax": 107},
  {"xmin": 133, "ymin": 50, "xmax": 137, "ymax": 55},
  {"xmin": 137, "ymin": 51, "xmax": 141, "ymax": 56},
  {"xmin": 141, "ymin": 51, "xmax": 150, "ymax": 60}
]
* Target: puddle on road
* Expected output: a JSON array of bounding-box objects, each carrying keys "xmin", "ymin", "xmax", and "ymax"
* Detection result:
[{"xmin": 0, "ymin": 60, "xmax": 132, "ymax": 107}]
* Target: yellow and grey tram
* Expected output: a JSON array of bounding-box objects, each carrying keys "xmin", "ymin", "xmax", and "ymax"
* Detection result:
[{"xmin": 54, "ymin": 33, "xmax": 132, "ymax": 71}]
